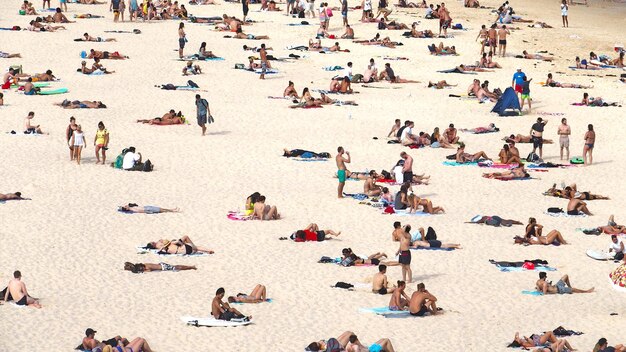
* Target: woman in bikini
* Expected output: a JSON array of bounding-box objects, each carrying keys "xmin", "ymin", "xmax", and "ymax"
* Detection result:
[
  {"xmin": 227, "ymin": 284, "xmax": 268, "ymax": 303},
  {"xmin": 511, "ymin": 331, "xmax": 574, "ymax": 352},
  {"xmin": 145, "ymin": 235, "xmax": 214, "ymax": 255},
  {"xmin": 519, "ymin": 218, "xmax": 567, "ymax": 245},
  {"xmin": 124, "ymin": 262, "xmax": 197, "ymax": 273}
]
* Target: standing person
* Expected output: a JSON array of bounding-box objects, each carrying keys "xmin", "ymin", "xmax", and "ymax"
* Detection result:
[
  {"xmin": 3, "ymin": 271, "xmax": 41, "ymax": 308},
  {"xmin": 340, "ymin": 0, "xmax": 348, "ymax": 26},
  {"xmin": 487, "ymin": 24, "xmax": 497, "ymax": 54},
  {"xmin": 336, "ymin": 146, "xmax": 350, "ymax": 198},
  {"xmin": 119, "ymin": 0, "xmax": 125, "ymax": 21},
  {"xmin": 43, "ymin": 0, "xmax": 51, "ymax": 9},
  {"xmin": 520, "ymin": 76, "xmax": 532, "ymax": 113},
  {"xmin": 242, "ymin": 0, "xmax": 249, "ymax": 22},
  {"xmin": 70, "ymin": 124, "xmax": 86, "ymax": 165},
  {"xmin": 561, "ymin": 0, "xmax": 568, "ymax": 28},
  {"xmin": 195, "ymin": 94, "xmax": 211, "ymax": 136},
  {"xmin": 59, "ymin": 0, "xmax": 67, "ymax": 12},
  {"xmin": 259, "ymin": 44, "xmax": 268, "ymax": 80},
  {"xmin": 396, "ymin": 228, "xmax": 412, "ymax": 283},
  {"xmin": 511, "ymin": 68, "xmax": 526, "ymax": 98},
  {"xmin": 287, "ymin": 0, "xmax": 295, "ymax": 15},
  {"xmin": 110, "ymin": 0, "xmax": 121, "ymax": 22},
  {"xmin": 438, "ymin": 2, "xmax": 451, "ymax": 37},
  {"xmin": 376, "ymin": 0, "xmax": 391, "ymax": 21},
  {"xmin": 66, "ymin": 117, "xmax": 77, "ymax": 161},
  {"xmin": 497, "ymin": 25, "xmax": 509, "ymax": 57},
  {"xmin": 362, "ymin": 0, "xmax": 372, "ymax": 20},
  {"xmin": 129, "ymin": 0, "xmax": 139, "ymax": 21},
  {"xmin": 557, "ymin": 118, "xmax": 571, "ymax": 160},
  {"xmin": 178, "ymin": 22, "xmax": 186, "ymax": 59},
  {"xmin": 319, "ymin": 2, "xmax": 328, "ymax": 29},
  {"xmin": 583, "ymin": 124, "xmax": 595, "ymax": 165},
  {"xmin": 94, "ymin": 121, "xmax": 109, "ymax": 165},
  {"xmin": 476, "ymin": 24, "xmax": 488, "ymax": 55},
  {"xmin": 530, "ymin": 117, "xmax": 547, "ymax": 159},
  {"xmin": 400, "ymin": 152, "xmax": 413, "ymax": 183}
]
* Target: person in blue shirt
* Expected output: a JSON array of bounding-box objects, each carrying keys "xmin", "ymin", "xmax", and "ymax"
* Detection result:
[{"xmin": 511, "ymin": 68, "xmax": 526, "ymax": 97}]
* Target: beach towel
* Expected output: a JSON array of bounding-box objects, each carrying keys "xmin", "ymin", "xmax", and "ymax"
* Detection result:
[
  {"xmin": 359, "ymin": 307, "xmax": 410, "ymax": 316},
  {"xmin": 442, "ymin": 160, "xmax": 477, "ymax": 166},
  {"xmin": 342, "ymin": 193, "xmax": 369, "ymax": 201},
  {"xmin": 437, "ymin": 68, "xmax": 477, "ymax": 74},
  {"xmin": 292, "ymin": 157, "xmax": 328, "ymax": 162},
  {"xmin": 495, "ymin": 265, "xmax": 556, "ymax": 272},
  {"xmin": 136, "ymin": 246, "xmax": 209, "ymax": 257},
  {"xmin": 544, "ymin": 211, "xmax": 587, "ymax": 218},
  {"xmin": 231, "ymin": 298, "xmax": 273, "ymax": 304},
  {"xmin": 521, "ymin": 290, "xmax": 543, "ymax": 296},
  {"xmin": 181, "ymin": 316, "xmax": 252, "ymax": 327},
  {"xmin": 227, "ymin": 211, "xmax": 252, "ymax": 221}
]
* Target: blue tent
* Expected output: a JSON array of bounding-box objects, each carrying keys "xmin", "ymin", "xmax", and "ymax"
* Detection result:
[{"xmin": 491, "ymin": 87, "xmax": 521, "ymax": 116}]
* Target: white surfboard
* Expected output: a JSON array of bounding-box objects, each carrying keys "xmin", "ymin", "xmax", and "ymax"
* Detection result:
[
  {"xmin": 181, "ymin": 316, "xmax": 252, "ymax": 327},
  {"xmin": 586, "ymin": 249, "xmax": 612, "ymax": 261}
]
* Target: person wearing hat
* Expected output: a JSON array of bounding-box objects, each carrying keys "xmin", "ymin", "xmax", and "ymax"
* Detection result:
[
  {"xmin": 82, "ymin": 328, "xmax": 100, "ymax": 351},
  {"xmin": 511, "ymin": 68, "xmax": 526, "ymax": 97}
]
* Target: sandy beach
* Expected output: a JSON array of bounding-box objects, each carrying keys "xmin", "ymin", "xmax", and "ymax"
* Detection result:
[{"xmin": 1, "ymin": 0, "xmax": 626, "ymax": 350}]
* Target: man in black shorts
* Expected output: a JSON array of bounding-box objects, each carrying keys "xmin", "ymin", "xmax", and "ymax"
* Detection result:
[
  {"xmin": 530, "ymin": 117, "xmax": 547, "ymax": 159},
  {"xmin": 397, "ymin": 228, "xmax": 412, "ymax": 283},
  {"xmin": 110, "ymin": 0, "xmax": 121, "ymax": 22},
  {"xmin": 409, "ymin": 283, "xmax": 439, "ymax": 316}
]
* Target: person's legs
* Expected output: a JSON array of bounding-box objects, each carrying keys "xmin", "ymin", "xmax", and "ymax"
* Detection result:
[
  {"xmin": 338, "ymin": 181, "xmax": 345, "ymax": 198},
  {"xmin": 583, "ymin": 145, "xmax": 589, "ymax": 164},
  {"xmin": 26, "ymin": 296, "xmax": 42, "ymax": 308},
  {"xmin": 95, "ymin": 145, "xmax": 102, "ymax": 163},
  {"xmin": 75, "ymin": 146, "xmax": 82, "ymax": 164},
  {"xmin": 588, "ymin": 146, "xmax": 593, "ymax": 165},
  {"xmin": 547, "ymin": 230, "xmax": 567, "ymax": 244},
  {"xmin": 539, "ymin": 331, "xmax": 557, "ymax": 344},
  {"xmin": 323, "ymin": 229, "xmax": 341, "ymax": 236},
  {"xmin": 127, "ymin": 337, "xmax": 153, "ymax": 352},
  {"xmin": 337, "ymin": 331, "xmax": 355, "ymax": 347},
  {"xmin": 375, "ymin": 338, "xmax": 395, "ymax": 352},
  {"xmin": 200, "ymin": 123, "xmax": 206, "ymax": 136},
  {"xmin": 173, "ymin": 265, "xmax": 197, "ymax": 271},
  {"xmin": 69, "ymin": 146, "xmax": 74, "ymax": 160}
]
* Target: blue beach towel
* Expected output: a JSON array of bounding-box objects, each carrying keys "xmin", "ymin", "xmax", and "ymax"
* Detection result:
[
  {"xmin": 521, "ymin": 290, "xmax": 543, "ymax": 296},
  {"xmin": 442, "ymin": 161, "xmax": 478, "ymax": 166}
]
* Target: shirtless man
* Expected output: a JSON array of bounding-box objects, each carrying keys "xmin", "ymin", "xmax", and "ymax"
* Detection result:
[
  {"xmin": 259, "ymin": 43, "xmax": 268, "ymax": 80},
  {"xmin": 252, "ymin": 195, "xmax": 280, "ymax": 220},
  {"xmin": 389, "ymin": 281, "xmax": 410, "ymax": 310},
  {"xmin": 566, "ymin": 189, "xmax": 592, "ymax": 215},
  {"xmin": 52, "ymin": 8, "xmax": 75, "ymax": 23},
  {"xmin": 24, "ymin": 112, "xmax": 44, "ymax": 134},
  {"xmin": 336, "ymin": 146, "xmax": 351, "ymax": 198},
  {"xmin": 82, "ymin": 33, "xmax": 116, "ymax": 42},
  {"xmin": 557, "ymin": 118, "xmax": 571, "ymax": 160},
  {"xmin": 284, "ymin": 81, "xmax": 299, "ymax": 98},
  {"xmin": 211, "ymin": 287, "xmax": 249, "ymax": 320},
  {"xmin": 455, "ymin": 144, "xmax": 491, "ymax": 163},
  {"xmin": 400, "ymin": 152, "xmax": 413, "ymax": 183},
  {"xmin": 411, "ymin": 239, "xmax": 461, "ymax": 249},
  {"xmin": 339, "ymin": 77, "xmax": 353, "ymax": 93},
  {"xmin": 387, "ymin": 119, "xmax": 401, "ymax": 139},
  {"xmin": 497, "ymin": 25, "xmax": 510, "ymax": 57},
  {"xmin": 535, "ymin": 272, "xmax": 594, "ymax": 295},
  {"xmin": 396, "ymin": 227, "xmax": 412, "ymax": 283},
  {"xmin": 409, "ymin": 283, "xmax": 438, "ymax": 316},
  {"xmin": 364, "ymin": 170, "xmax": 382, "ymax": 196},
  {"xmin": 88, "ymin": 49, "xmax": 128, "ymax": 60},
  {"xmin": 0, "ymin": 192, "xmax": 26, "ymax": 201},
  {"xmin": 341, "ymin": 25, "xmax": 354, "ymax": 39},
  {"xmin": 391, "ymin": 222, "xmax": 404, "ymax": 241},
  {"xmin": 372, "ymin": 264, "xmax": 395, "ymax": 294},
  {"xmin": 81, "ymin": 329, "xmax": 103, "ymax": 351},
  {"xmin": 444, "ymin": 123, "xmax": 459, "ymax": 143},
  {"xmin": 438, "ymin": 2, "xmax": 451, "ymax": 37},
  {"xmin": 487, "ymin": 24, "xmax": 497, "ymax": 52},
  {"xmin": 522, "ymin": 50, "xmax": 554, "ymax": 61},
  {"xmin": 4, "ymin": 271, "xmax": 41, "ymax": 308}
]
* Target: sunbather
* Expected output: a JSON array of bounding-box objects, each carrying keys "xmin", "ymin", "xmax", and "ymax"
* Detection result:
[
  {"xmin": 282, "ymin": 148, "xmax": 330, "ymax": 158},
  {"xmin": 0, "ymin": 51, "xmax": 21, "ymax": 58},
  {"xmin": 429, "ymin": 42, "xmax": 456, "ymax": 55},
  {"xmin": 456, "ymin": 64, "xmax": 494, "ymax": 72},
  {"xmin": 516, "ymin": 217, "xmax": 567, "ymax": 245},
  {"xmin": 596, "ymin": 215, "xmax": 626, "ymax": 235},
  {"xmin": 593, "ymin": 338, "xmax": 626, "ymax": 352},
  {"xmin": 460, "ymin": 123, "xmax": 498, "ymax": 134},
  {"xmin": 292, "ymin": 223, "xmax": 340, "ymax": 241},
  {"xmin": 283, "ymin": 81, "xmax": 300, "ymax": 98},
  {"xmin": 227, "ymin": 284, "xmax": 267, "ymax": 303},
  {"xmin": 252, "ymin": 195, "xmax": 280, "ymax": 220},
  {"xmin": 544, "ymin": 183, "xmax": 609, "ymax": 200},
  {"xmin": 212, "ymin": 288, "xmax": 250, "ymax": 321},
  {"xmin": 504, "ymin": 133, "xmax": 553, "ymax": 144},
  {"xmin": 118, "ymin": 204, "xmax": 180, "ymax": 213},
  {"xmin": 183, "ymin": 61, "xmax": 202, "ymax": 75},
  {"xmin": 427, "ymin": 80, "xmax": 455, "ymax": 89},
  {"xmin": 0, "ymin": 192, "xmax": 26, "ymax": 201},
  {"xmin": 123, "ymin": 262, "xmax": 197, "ymax": 273},
  {"xmin": 408, "ymin": 23, "xmax": 434, "ymax": 38},
  {"xmin": 483, "ymin": 165, "xmax": 529, "ymax": 180},
  {"xmin": 479, "ymin": 52, "xmax": 501, "ymax": 68},
  {"xmin": 469, "ymin": 215, "xmax": 523, "ymax": 227},
  {"xmin": 511, "ymin": 331, "xmax": 574, "ymax": 352},
  {"xmin": 136, "ymin": 110, "xmax": 183, "ymax": 125},
  {"xmin": 55, "ymin": 100, "xmax": 107, "ymax": 109},
  {"xmin": 87, "ymin": 49, "xmax": 128, "ymax": 59},
  {"xmin": 545, "ymin": 73, "xmax": 591, "ymax": 88},
  {"xmin": 536, "ymin": 272, "xmax": 593, "ymax": 294},
  {"xmin": 411, "ymin": 239, "xmax": 461, "ymax": 249},
  {"xmin": 581, "ymin": 92, "xmax": 618, "ymax": 106},
  {"xmin": 522, "ymin": 50, "xmax": 553, "ymax": 61},
  {"xmin": 144, "ymin": 236, "xmax": 214, "ymax": 255},
  {"xmin": 81, "ymin": 33, "xmax": 116, "ymax": 42},
  {"xmin": 497, "ymin": 144, "xmax": 521, "ymax": 164},
  {"xmin": 379, "ymin": 63, "xmax": 419, "ymax": 83},
  {"xmin": 346, "ymin": 334, "xmax": 396, "ymax": 352},
  {"xmin": 455, "ymin": 144, "xmax": 491, "ymax": 163}
]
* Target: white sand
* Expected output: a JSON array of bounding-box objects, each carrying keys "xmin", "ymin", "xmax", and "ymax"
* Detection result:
[{"xmin": 1, "ymin": 0, "xmax": 626, "ymax": 350}]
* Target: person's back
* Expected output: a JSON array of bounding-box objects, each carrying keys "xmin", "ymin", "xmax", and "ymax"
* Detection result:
[
  {"xmin": 7, "ymin": 278, "xmax": 25, "ymax": 301},
  {"xmin": 122, "ymin": 150, "xmax": 139, "ymax": 170}
]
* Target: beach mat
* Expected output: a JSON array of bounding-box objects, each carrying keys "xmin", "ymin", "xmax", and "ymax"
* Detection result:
[
  {"xmin": 181, "ymin": 316, "xmax": 252, "ymax": 327},
  {"xmin": 135, "ymin": 246, "xmax": 209, "ymax": 257}
]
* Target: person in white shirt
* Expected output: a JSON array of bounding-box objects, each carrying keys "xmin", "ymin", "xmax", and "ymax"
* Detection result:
[
  {"xmin": 609, "ymin": 235, "xmax": 625, "ymax": 260},
  {"xmin": 341, "ymin": 62, "xmax": 353, "ymax": 79},
  {"xmin": 122, "ymin": 147, "xmax": 142, "ymax": 170},
  {"xmin": 400, "ymin": 122, "xmax": 418, "ymax": 146}
]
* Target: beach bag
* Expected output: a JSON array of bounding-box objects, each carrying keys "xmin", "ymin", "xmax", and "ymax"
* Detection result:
[
  {"xmin": 334, "ymin": 282, "xmax": 354, "ymax": 289},
  {"xmin": 318, "ymin": 256, "xmax": 334, "ymax": 263},
  {"xmin": 326, "ymin": 8, "xmax": 333, "ymax": 16},
  {"xmin": 383, "ymin": 206, "xmax": 395, "ymax": 214},
  {"xmin": 326, "ymin": 338, "xmax": 343, "ymax": 352},
  {"xmin": 526, "ymin": 152, "xmax": 539, "ymax": 162},
  {"xmin": 522, "ymin": 261, "xmax": 535, "ymax": 270},
  {"xmin": 142, "ymin": 159, "xmax": 153, "ymax": 172},
  {"xmin": 547, "ymin": 207, "xmax": 563, "ymax": 213},
  {"xmin": 187, "ymin": 80, "xmax": 199, "ymax": 88}
]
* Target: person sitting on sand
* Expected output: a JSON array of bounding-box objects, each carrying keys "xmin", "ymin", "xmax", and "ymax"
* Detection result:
[
  {"xmin": 610, "ymin": 51, "xmax": 624, "ymax": 67},
  {"xmin": 522, "ymin": 50, "xmax": 553, "ymax": 61},
  {"xmin": 483, "ymin": 165, "xmax": 529, "ymax": 180},
  {"xmin": 253, "ymin": 195, "xmax": 280, "ymax": 220},
  {"xmin": 443, "ymin": 124, "xmax": 459, "ymax": 144},
  {"xmin": 455, "ymin": 144, "xmax": 491, "ymax": 163},
  {"xmin": 364, "ymin": 170, "xmax": 382, "ymax": 196},
  {"xmin": 409, "ymin": 282, "xmax": 439, "ymax": 316},
  {"xmin": 429, "ymin": 127, "xmax": 455, "ymax": 148},
  {"xmin": 372, "ymin": 264, "xmax": 395, "ymax": 294},
  {"xmin": 284, "ymin": 81, "xmax": 300, "ymax": 98},
  {"xmin": 497, "ymin": 144, "xmax": 521, "ymax": 164},
  {"xmin": 545, "ymin": 73, "xmax": 591, "ymax": 89},
  {"xmin": 24, "ymin": 111, "xmax": 44, "ymax": 134},
  {"xmin": 118, "ymin": 203, "xmax": 180, "ymax": 214},
  {"xmin": 82, "ymin": 33, "xmax": 116, "ymax": 42},
  {"xmin": 469, "ymin": 215, "xmax": 523, "ymax": 227},
  {"xmin": 87, "ymin": 49, "xmax": 128, "ymax": 60},
  {"xmin": 379, "ymin": 63, "xmax": 419, "ymax": 83},
  {"xmin": 409, "ymin": 23, "xmax": 434, "ymax": 38},
  {"xmin": 136, "ymin": 110, "xmax": 183, "ymax": 125},
  {"xmin": 536, "ymin": 272, "xmax": 593, "ymax": 294},
  {"xmin": 145, "ymin": 236, "xmax": 214, "ymax": 255},
  {"xmin": 516, "ymin": 217, "xmax": 567, "ymax": 245},
  {"xmin": 212, "ymin": 287, "xmax": 250, "ymax": 321},
  {"xmin": 79, "ymin": 60, "xmax": 95, "ymax": 74},
  {"xmin": 292, "ymin": 223, "xmax": 340, "ymax": 241},
  {"xmin": 227, "ymin": 284, "xmax": 268, "ymax": 303},
  {"xmin": 479, "ymin": 52, "xmax": 502, "ymax": 68},
  {"xmin": 3, "ymin": 270, "xmax": 41, "ymax": 308},
  {"xmin": 511, "ymin": 331, "xmax": 574, "ymax": 351},
  {"xmin": 182, "ymin": 61, "xmax": 202, "ymax": 75},
  {"xmin": 467, "ymin": 79, "xmax": 497, "ymax": 101},
  {"xmin": 21, "ymin": 1, "xmax": 38, "ymax": 15},
  {"xmin": 429, "ymin": 42, "xmax": 456, "ymax": 55},
  {"xmin": 566, "ymin": 188, "xmax": 592, "ymax": 215},
  {"xmin": 91, "ymin": 58, "xmax": 114, "ymax": 74},
  {"xmin": 593, "ymin": 338, "xmax": 626, "ymax": 352},
  {"xmin": 124, "ymin": 262, "xmax": 197, "ymax": 273},
  {"xmin": 46, "ymin": 7, "xmax": 74, "ymax": 23},
  {"xmin": 346, "ymin": 334, "xmax": 396, "ymax": 352},
  {"xmin": 388, "ymin": 280, "xmax": 410, "ymax": 310}
]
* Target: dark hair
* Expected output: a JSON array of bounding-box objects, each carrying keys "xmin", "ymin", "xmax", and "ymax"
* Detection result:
[
  {"xmin": 503, "ymin": 144, "xmax": 509, "ymax": 151},
  {"xmin": 417, "ymin": 282, "xmax": 425, "ymax": 290},
  {"xmin": 128, "ymin": 147, "xmax": 136, "ymax": 153},
  {"xmin": 28, "ymin": 111, "xmax": 34, "ymax": 116},
  {"xmin": 295, "ymin": 230, "xmax": 306, "ymax": 240},
  {"xmin": 378, "ymin": 264, "xmax": 387, "ymax": 272},
  {"xmin": 539, "ymin": 272, "xmax": 547, "ymax": 279},
  {"xmin": 597, "ymin": 338, "xmax": 608, "ymax": 346},
  {"xmin": 382, "ymin": 187, "xmax": 389, "ymax": 193},
  {"xmin": 393, "ymin": 221, "xmax": 401, "ymax": 228},
  {"xmin": 179, "ymin": 22, "xmax": 185, "ymax": 29},
  {"xmin": 306, "ymin": 342, "xmax": 321, "ymax": 351},
  {"xmin": 98, "ymin": 121, "xmax": 105, "ymax": 128},
  {"xmin": 349, "ymin": 335, "xmax": 358, "ymax": 343},
  {"xmin": 216, "ymin": 287, "xmax": 225, "ymax": 295},
  {"xmin": 397, "ymin": 280, "xmax": 405, "ymax": 287},
  {"xmin": 248, "ymin": 192, "xmax": 261, "ymax": 203},
  {"xmin": 588, "ymin": 124, "xmax": 593, "ymax": 131},
  {"xmin": 258, "ymin": 195, "xmax": 266, "ymax": 202},
  {"xmin": 337, "ymin": 146, "xmax": 343, "ymax": 152},
  {"xmin": 404, "ymin": 224, "xmax": 411, "ymax": 233},
  {"xmin": 13, "ymin": 270, "xmax": 21, "ymax": 278}
]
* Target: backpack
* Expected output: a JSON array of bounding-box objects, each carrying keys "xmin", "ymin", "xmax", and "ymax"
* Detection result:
[
  {"xmin": 142, "ymin": 159, "xmax": 153, "ymax": 172},
  {"xmin": 326, "ymin": 338, "xmax": 343, "ymax": 352},
  {"xmin": 547, "ymin": 207, "xmax": 563, "ymax": 213},
  {"xmin": 526, "ymin": 152, "xmax": 540, "ymax": 162}
]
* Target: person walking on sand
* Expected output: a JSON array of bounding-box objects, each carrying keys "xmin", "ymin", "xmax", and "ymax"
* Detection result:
[
  {"xmin": 259, "ymin": 44, "xmax": 268, "ymax": 80},
  {"xmin": 583, "ymin": 123, "xmax": 595, "ymax": 165},
  {"xmin": 497, "ymin": 25, "xmax": 510, "ymax": 57},
  {"xmin": 70, "ymin": 124, "xmax": 86, "ymax": 164},
  {"xmin": 520, "ymin": 76, "xmax": 532, "ymax": 113},
  {"xmin": 4, "ymin": 270, "xmax": 41, "ymax": 308},
  {"xmin": 178, "ymin": 22, "xmax": 186, "ymax": 59},
  {"xmin": 512, "ymin": 68, "xmax": 526, "ymax": 98},
  {"xmin": 561, "ymin": 0, "xmax": 568, "ymax": 28},
  {"xmin": 195, "ymin": 94, "xmax": 211, "ymax": 136},
  {"xmin": 110, "ymin": 0, "xmax": 121, "ymax": 22},
  {"xmin": 396, "ymin": 226, "xmax": 412, "ymax": 283},
  {"xmin": 557, "ymin": 118, "xmax": 570, "ymax": 160},
  {"xmin": 66, "ymin": 117, "xmax": 77, "ymax": 161},
  {"xmin": 94, "ymin": 121, "xmax": 109, "ymax": 165},
  {"xmin": 336, "ymin": 146, "xmax": 350, "ymax": 198},
  {"xmin": 242, "ymin": 0, "xmax": 249, "ymax": 21},
  {"xmin": 530, "ymin": 117, "xmax": 546, "ymax": 159}
]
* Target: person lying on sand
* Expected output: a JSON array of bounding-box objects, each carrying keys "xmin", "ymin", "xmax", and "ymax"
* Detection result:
[
  {"xmin": 292, "ymin": 223, "xmax": 340, "ymax": 241},
  {"xmin": 346, "ymin": 334, "xmax": 396, "ymax": 352},
  {"xmin": 522, "ymin": 50, "xmax": 554, "ymax": 61},
  {"xmin": 545, "ymin": 183, "xmax": 609, "ymax": 200},
  {"xmin": 483, "ymin": 165, "xmax": 529, "ymax": 180},
  {"xmin": 124, "ymin": 262, "xmax": 197, "ymax": 273},
  {"xmin": 227, "ymin": 284, "xmax": 268, "ymax": 303},
  {"xmin": 429, "ymin": 42, "xmax": 456, "ymax": 55},
  {"xmin": 232, "ymin": 27, "xmax": 270, "ymax": 40},
  {"xmin": 283, "ymin": 148, "xmax": 330, "ymax": 158},
  {"xmin": 536, "ymin": 272, "xmax": 593, "ymax": 294},
  {"xmin": 460, "ymin": 123, "xmax": 498, "ymax": 134},
  {"xmin": 88, "ymin": 49, "xmax": 128, "ymax": 60},
  {"xmin": 0, "ymin": 192, "xmax": 27, "ymax": 201},
  {"xmin": 411, "ymin": 239, "xmax": 461, "ymax": 249},
  {"xmin": 408, "ymin": 23, "xmax": 434, "ymax": 38},
  {"xmin": 455, "ymin": 144, "xmax": 491, "ymax": 163},
  {"xmin": 379, "ymin": 63, "xmax": 418, "ymax": 83},
  {"xmin": 528, "ymin": 21, "xmax": 553, "ymax": 28},
  {"xmin": 81, "ymin": 33, "xmax": 116, "ymax": 42},
  {"xmin": 575, "ymin": 56, "xmax": 601, "ymax": 70},
  {"xmin": 397, "ymin": 0, "xmax": 425, "ymax": 7},
  {"xmin": 595, "ymin": 215, "xmax": 626, "ymax": 235},
  {"xmin": 0, "ymin": 51, "xmax": 21, "ymax": 58},
  {"xmin": 136, "ymin": 110, "xmax": 183, "ymax": 125},
  {"xmin": 395, "ymin": 183, "xmax": 444, "ymax": 214},
  {"xmin": 118, "ymin": 204, "xmax": 180, "ymax": 213},
  {"xmin": 81, "ymin": 334, "xmax": 153, "ymax": 352},
  {"xmin": 56, "ymin": 100, "xmax": 106, "ymax": 109},
  {"xmin": 498, "ymin": 144, "xmax": 521, "ymax": 164},
  {"xmin": 145, "ymin": 236, "xmax": 214, "ymax": 255},
  {"xmin": 212, "ymin": 287, "xmax": 251, "ymax": 321},
  {"xmin": 458, "ymin": 64, "xmax": 494, "ymax": 73},
  {"xmin": 3, "ymin": 270, "xmax": 41, "ymax": 308},
  {"xmin": 511, "ymin": 331, "xmax": 574, "ymax": 352},
  {"xmin": 380, "ymin": 20, "xmax": 410, "ymax": 30},
  {"xmin": 252, "ymin": 195, "xmax": 280, "ymax": 220},
  {"xmin": 469, "ymin": 215, "xmax": 522, "ymax": 227},
  {"xmin": 545, "ymin": 73, "xmax": 592, "ymax": 88},
  {"xmin": 17, "ymin": 70, "xmax": 56, "ymax": 82},
  {"xmin": 517, "ymin": 217, "xmax": 567, "ymax": 245},
  {"xmin": 593, "ymin": 338, "xmax": 625, "ymax": 352},
  {"xmin": 307, "ymin": 332, "xmax": 396, "ymax": 352},
  {"xmin": 409, "ymin": 282, "xmax": 439, "ymax": 316},
  {"xmin": 28, "ymin": 20, "xmax": 66, "ymax": 32},
  {"xmin": 504, "ymin": 134, "xmax": 553, "ymax": 144},
  {"xmin": 581, "ymin": 92, "xmax": 618, "ymax": 106}
]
